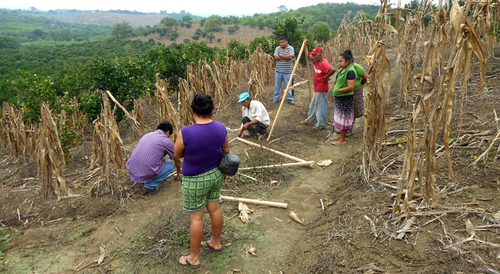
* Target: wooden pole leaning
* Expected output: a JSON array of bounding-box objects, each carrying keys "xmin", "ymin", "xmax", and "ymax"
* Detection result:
[
  {"xmin": 220, "ymin": 195, "xmax": 288, "ymax": 209},
  {"xmin": 267, "ymin": 39, "xmax": 308, "ymax": 141},
  {"xmin": 305, "ymin": 41, "xmax": 313, "ymax": 103}
]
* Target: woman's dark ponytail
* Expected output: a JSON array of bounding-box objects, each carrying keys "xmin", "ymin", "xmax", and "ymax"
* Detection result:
[{"xmin": 340, "ymin": 49, "xmax": 354, "ymax": 64}]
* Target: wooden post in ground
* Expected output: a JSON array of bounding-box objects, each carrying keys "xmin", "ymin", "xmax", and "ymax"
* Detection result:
[
  {"xmin": 267, "ymin": 39, "xmax": 307, "ymax": 141},
  {"xmin": 305, "ymin": 41, "xmax": 313, "ymax": 102}
]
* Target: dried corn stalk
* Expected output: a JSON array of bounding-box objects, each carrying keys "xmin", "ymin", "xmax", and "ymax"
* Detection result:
[
  {"xmin": 37, "ymin": 102, "xmax": 71, "ymax": 198},
  {"xmin": 155, "ymin": 73, "xmax": 183, "ymax": 139},
  {"xmin": 2, "ymin": 102, "xmax": 29, "ymax": 160},
  {"xmin": 178, "ymin": 78, "xmax": 194, "ymax": 127},
  {"xmin": 394, "ymin": 0, "xmax": 492, "ymax": 213},
  {"xmin": 89, "ymin": 91, "xmax": 125, "ymax": 196},
  {"xmin": 362, "ymin": 0, "xmax": 392, "ymax": 178}
]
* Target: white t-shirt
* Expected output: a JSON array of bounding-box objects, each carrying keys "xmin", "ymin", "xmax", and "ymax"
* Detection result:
[{"xmin": 241, "ymin": 100, "xmax": 270, "ymax": 126}]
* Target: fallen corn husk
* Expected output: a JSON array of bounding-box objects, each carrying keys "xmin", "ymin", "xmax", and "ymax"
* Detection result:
[
  {"xmin": 247, "ymin": 244, "xmax": 257, "ymax": 256},
  {"xmin": 289, "ymin": 211, "xmax": 304, "ymax": 225},
  {"xmin": 465, "ymin": 219, "xmax": 476, "ymax": 238},
  {"xmin": 239, "ymin": 202, "xmax": 254, "ymax": 223},
  {"xmin": 317, "ymin": 159, "xmax": 333, "ymax": 167},
  {"xmin": 494, "ymin": 211, "xmax": 500, "ymax": 221},
  {"xmin": 226, "ymin": 269, "xmax": 242, "ymax": 274}
]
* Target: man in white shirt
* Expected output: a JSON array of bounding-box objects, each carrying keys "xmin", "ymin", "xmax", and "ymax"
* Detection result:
[{"xmin": 236, "ymin": 92, "xmax": 270, "ymax": 138}]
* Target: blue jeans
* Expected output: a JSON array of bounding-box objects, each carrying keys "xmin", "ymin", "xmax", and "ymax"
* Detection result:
[
  {"xmin": 273, "ymin": 72, "xmax": 294, "ymax": 102},
  {"xmin": 144, "ymin": 160, "xmax": 175, "ymax": 190},
  {"xmin": 304, "ymin": 92, "xmax": 328, "ymax": 129}
]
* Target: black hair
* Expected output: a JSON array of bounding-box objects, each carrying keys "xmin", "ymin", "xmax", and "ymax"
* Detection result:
[
  {"xmin": 191, "ymin": 94, "xmax": 214, "ymax": 117},
  {"xmin": 340, "ymin": 49, "xmax": 354, "ymax": 64},
  {"xmin": 279, "ymin": 36, "xmax": 288, "ymax": 41},
  {"xmin": 157, "ymin": 121, "xmax": 173, "ymax": 135}
]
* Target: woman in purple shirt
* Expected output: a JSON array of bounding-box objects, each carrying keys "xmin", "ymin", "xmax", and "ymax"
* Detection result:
[{"xmin": 174, "ymin": 94, "xmax": 230, "ymax": 269}]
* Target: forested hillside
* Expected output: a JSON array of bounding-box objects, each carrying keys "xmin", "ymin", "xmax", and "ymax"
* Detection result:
[{"xmin": 0, "ymin": 2, "xmax": 434, "ymax": 127}]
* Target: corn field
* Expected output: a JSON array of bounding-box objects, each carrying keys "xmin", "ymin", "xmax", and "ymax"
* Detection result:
[{"xmin": 333, "ymin": 0, "xmax": 500, "ymax": 216}]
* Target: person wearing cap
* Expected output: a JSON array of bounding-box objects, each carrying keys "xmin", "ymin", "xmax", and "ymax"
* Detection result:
[
  {"xmin": 300, "ymin": 43, "xmax": 336, "ymax": 131},
  {"xmin": 126, "ymin": 121, "xmax": 182, "ymax": 195},
  {"xmin": 273, "ymin": 36, "xmax": 295, "ymax": 105},
  {"xmin": 236, "ymin": 92, "xmax": 270, "ymax": 138}
]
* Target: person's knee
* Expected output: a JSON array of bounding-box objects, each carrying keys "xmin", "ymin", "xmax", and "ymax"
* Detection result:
[{"xmin": 206, "ymin": 201, "xmax": 221, "ymax": 213}]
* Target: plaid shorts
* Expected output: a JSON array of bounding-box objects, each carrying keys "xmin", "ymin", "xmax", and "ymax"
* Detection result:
[{"xmin": 181, "ymin": 167, "xmax": 223, "ymax": 213}]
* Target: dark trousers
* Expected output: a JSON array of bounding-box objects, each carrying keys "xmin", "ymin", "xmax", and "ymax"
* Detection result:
[{"xmin": 242, "ymin": 117, "xmax": 267, "ymax": 135}]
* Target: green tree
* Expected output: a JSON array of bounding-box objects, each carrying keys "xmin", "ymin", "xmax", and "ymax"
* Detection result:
[
  {"xmin": 112, "ymin": 21, "xmax": 133, "ymax": 38},
  {"xmin": 182, "ymin": 15, "xmax": 193, "ymax": 23},
  {"xmin": 14, "ymin": 70, "xmax": 59, "ymax": 121},
  {"xmin": 0, "ymin": 36, "xmax": 20, "ymax": 49},
  {"xmin": 204, "ymin": 15, "xmax": 223, "ymax": 32},
  {"xmin": 272, "ymin": 17, "xmax": 306, "ymax": 51},
  {"xmin": 161, "ymin": 16, "xmax": 179, "ymax": 30},
  {"xmin": 309, "ymin": 21, "xmax": 331, "ymax": 43}
]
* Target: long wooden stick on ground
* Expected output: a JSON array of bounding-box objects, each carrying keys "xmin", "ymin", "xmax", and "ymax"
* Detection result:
[
  {"xmin": 267, "ymin": 39, "xmax": 307, "ymax": 141},
  {"xmin": 220, "ymin": 195, "xmax": 288, "ymax": 209},
  {"xmin": 238, "ymin": 161, "xmax": 315, "ymax": 170},
  {"xmin": 236, "ymin": 137, "xmax": 308, "ymax": 163}
]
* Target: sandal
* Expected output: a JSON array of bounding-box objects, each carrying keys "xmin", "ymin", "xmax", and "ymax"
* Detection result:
[
  {"xmin": 331, "ymin": 140, "xmax": 346, "ymax": 146},
  {"xmin": 178, "ymin": 256, "xmax": 201, "ymax": 269},
  {"xmin": 201, "ymin": 241, "xmax": 224, "ymax": 252}
]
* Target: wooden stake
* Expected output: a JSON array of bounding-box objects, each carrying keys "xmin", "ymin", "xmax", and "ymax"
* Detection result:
[
  {"xmin": 238, "ymin": 161, "xmax": 315, "ymax": 170},
  {"xmin": 221, "ymin": 195, "xmax": 288, "ymax": 209},
  {"xmin": 267, "ymin": 39, "xmax": 308, "ymax": 141},
  {"xmin": 305, "ymin": 42, "xmax": 313, "ymax": 102},
  {"xmin": 236, "ymin": 137, "xmax": 307, "ymax": 163}
]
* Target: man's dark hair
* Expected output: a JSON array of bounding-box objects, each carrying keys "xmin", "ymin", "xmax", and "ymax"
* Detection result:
[
  {"xmin": 157, "ymin": 121, "xmax": 173, "ymax": 135},
  {"xmin": 279, "ymin": 36, "xmax": 288, "ymax": 41},
  {"xmin": 191, "ymin": 94, "xmax": 214, "ymax": 117}
]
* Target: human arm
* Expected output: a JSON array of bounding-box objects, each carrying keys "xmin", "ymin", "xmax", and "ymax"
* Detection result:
[
  {"xmin": 173, "ymin": 157, "xmax": 182, "ymax": 178},
  {"xmin": 236, "ymin": 119, "xmax": 260, "ymax": 137},
  {"xmin": 338, "ymin": 79, "xmax": 356, "ymax": 93},
  {"xmin": 173, "ymin": 131, "xmax": 185, "ymax": 159},
  {"xmin": 324, "ymin": 66, "xmax": 336, "ymax": 82},
  {"xmin": 361, "ymin": 72, "xmax": 369, "ymax": 85},
  {"xmin": 276, "ymin": 53, "xmax": 294, "ymax": 60},
  {"xmin": 222, "ymin": 134, "xmax": 230, "ymax": 153}
]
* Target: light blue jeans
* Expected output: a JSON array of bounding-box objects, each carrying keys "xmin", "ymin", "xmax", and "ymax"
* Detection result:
[
  {"xmin": 304, "ymin": 92, "xmax": 328, "ymax": 129},
  {"xmin": 273, "ymin": 72, "xmax": 294, "ymax": 102},
  {"xmin": 144, "ymin": 160, "xmax": 175, "ymax": 190}
]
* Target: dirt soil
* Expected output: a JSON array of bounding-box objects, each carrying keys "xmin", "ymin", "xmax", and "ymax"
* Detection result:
[{"xmin": 1, "ymin": 53, "xmax": 500, "ymax": 274}]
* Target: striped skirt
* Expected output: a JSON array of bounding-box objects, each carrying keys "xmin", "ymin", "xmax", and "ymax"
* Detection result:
[{"xmin": 333, "ymin": 95, "xmax": 354, "ymax": 131}]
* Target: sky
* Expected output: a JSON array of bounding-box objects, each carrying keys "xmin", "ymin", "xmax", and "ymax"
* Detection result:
[{"xmin": 0, "ymin": 0, "xmax": 404, "ymax": 16}]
